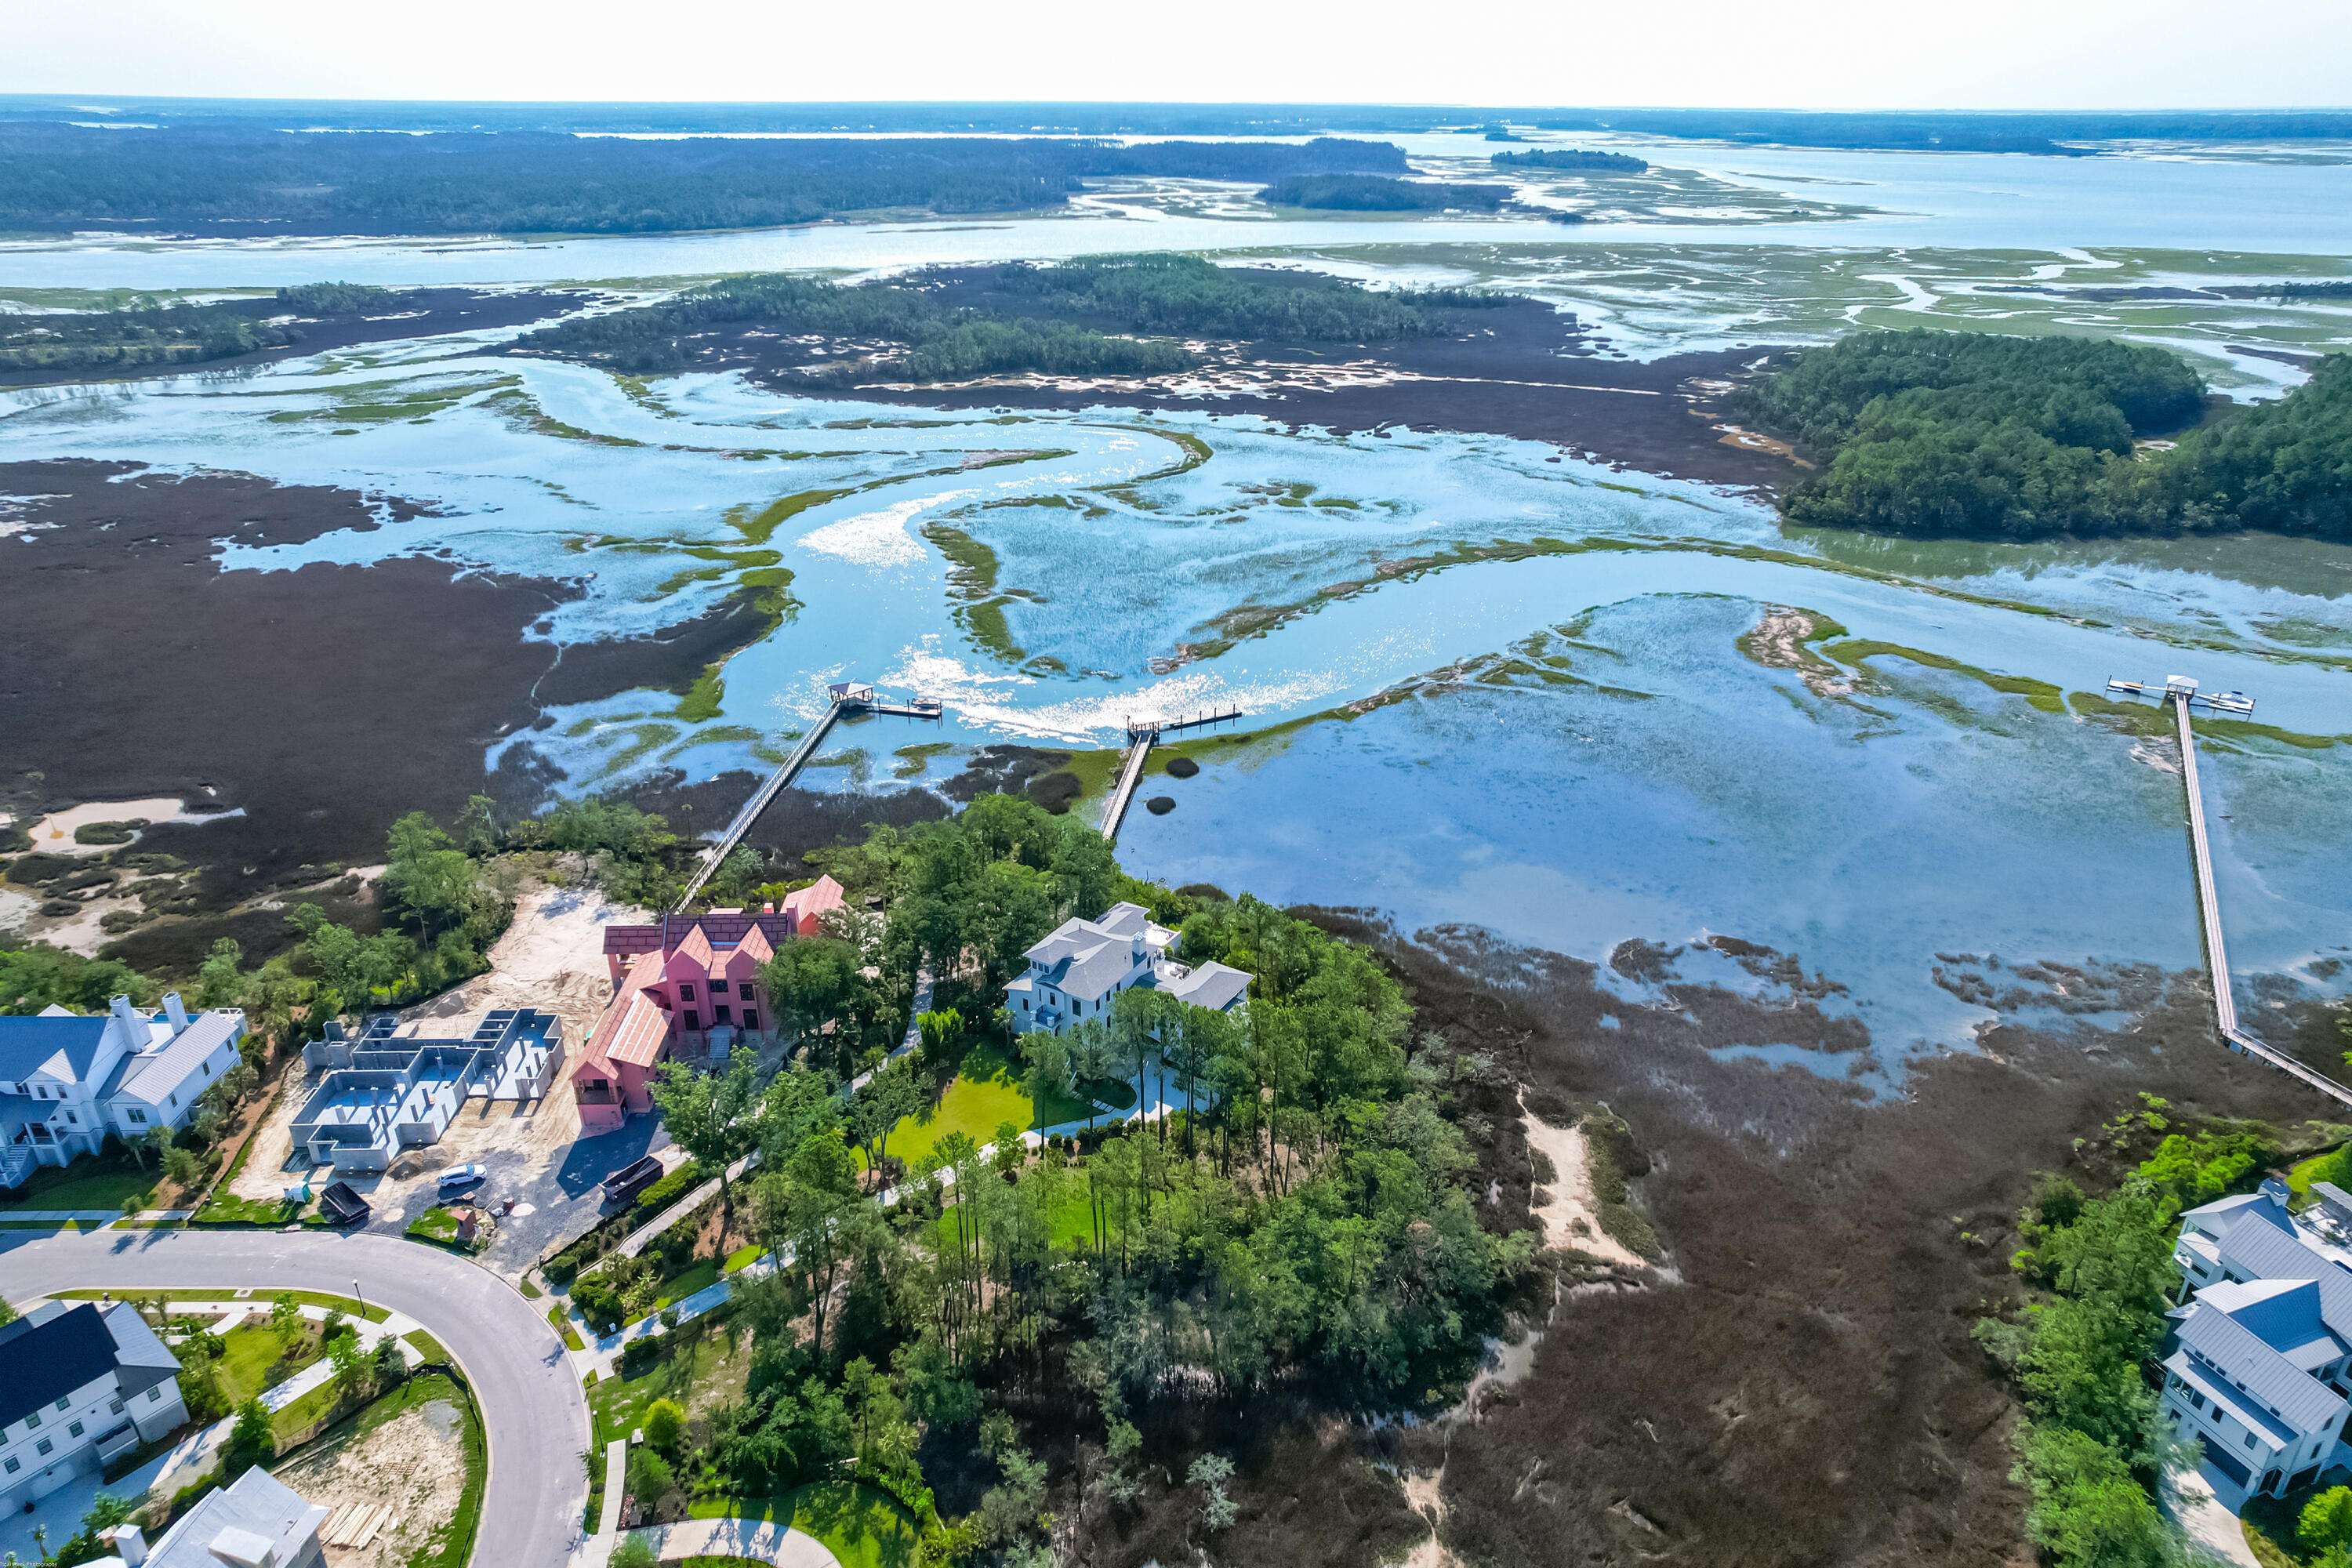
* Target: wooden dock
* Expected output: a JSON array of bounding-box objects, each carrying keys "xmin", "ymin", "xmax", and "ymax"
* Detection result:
[
  {"xmin": 1102, "ymin": 706, "xmax": 1242, "ymax": 843},
  {"xmin": 673, "ymin": 685, "xmax": 940, "ymax": 910},
  {"xmin": 2169, "ymin": 692, "xmax": 2352, "ymax": 1108}
]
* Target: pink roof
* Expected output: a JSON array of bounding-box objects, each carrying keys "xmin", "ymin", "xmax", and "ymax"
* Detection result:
[
  {"xmin": 731, "ymin": 924, "xmax": 774, "ymax": 970},
  {"xmin": 604, "ymin": 994, "xmax": 672, "ymax": 1069},
  {"xmin": 579, "ymin": 950, "xmax": 669, "ymax": 1076},
  {"xmin": 782, "ymin": 875, "xmax": 845, "ymax": 931}
]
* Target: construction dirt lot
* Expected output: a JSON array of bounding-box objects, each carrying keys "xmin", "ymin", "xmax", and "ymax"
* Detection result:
[
  {"xmin": 230, "ymin": 880, "xmax": 667, "ymax": 1274},
  {"xmin": 275, "ymin": 1396, "xmax": 470, "ymax": 1568}
]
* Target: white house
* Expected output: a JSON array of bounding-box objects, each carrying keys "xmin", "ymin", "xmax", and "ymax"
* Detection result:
[
  {"xmin": 1004, "ymin": 902, "xmax": 1252, "ymax": 1035},
  {"xmin": 2162, "ymin": 1176, "xmax": 2352, "ymax": 1500},
  {"xmin": 0, "ymin": 994, "xmax": 245, "ymax": 1188},
  {"xmin": 91, "ymin": 1468, "xmax": 328, "ymax": 1568},
  {"xmin": 0, "ymin": 1301, "xmax": 189, "ymax": 1516}
]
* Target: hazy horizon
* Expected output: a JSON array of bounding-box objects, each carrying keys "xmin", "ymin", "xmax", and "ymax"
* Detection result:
[{"xmin": 9, "ymin": 0, "xmax": 2347, "ymax": 113}]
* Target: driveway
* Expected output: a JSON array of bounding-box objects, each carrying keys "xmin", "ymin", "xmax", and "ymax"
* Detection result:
[{"xmin": 0, "ymin": 1227, "xmax": 590, "ymax": 1568}]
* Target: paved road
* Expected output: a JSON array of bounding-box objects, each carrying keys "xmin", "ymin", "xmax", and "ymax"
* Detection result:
[{"xmin": 1, "ymin": 1227, "xmax": 589, "ymax": 1568}]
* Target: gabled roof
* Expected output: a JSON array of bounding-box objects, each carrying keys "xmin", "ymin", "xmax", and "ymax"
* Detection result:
[
  {"xmin": 780, "ymin": 876, "xmax": 844, "ymax": 931},
  {"xmin": 2215, "ymin": 1210, "xmax": 2352, "ymax": 1342},
  {"xmin": 103, "ymin": 1301, "xmax": 181, "ymax": 1399},
  {"xmin": 666, "ymin": 924, "xmax": 714, "ymax": 975},
  {"xmin": 147, "ymin": 1468, "xmax": 326, "ymax": 1568},
  {"xmin": 0, "ymin": 1301, "xmax": 158, "ymax": 1426},
  {"xmin": 0, "ymin": 1013, "xmax": 112, "ymax": 1083},
  {"xmin": 1164, "ymin": 960, "xmax": 1252, "ymax": 1013},
  {"xmin": 604, "ymin": 995, "xmax": 672, "ymax": 1069},
  {"xmin": 732, "ymin": 924, "xmax": 775, "ymax": 968},
  {"xmin": 2176, "ymin": 1295, "xmax": 2348, "ymax": 1436},
  {"xmin": 2184, "ymin": 1188, "xmax": 2296, "ymax": 1243},
  {"xmin": 115, "ymin": 1011, "xmax": 241, "ymax": 1104}
]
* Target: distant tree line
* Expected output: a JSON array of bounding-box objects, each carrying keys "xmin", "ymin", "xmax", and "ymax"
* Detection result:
[
  {"xmin": 517, "ymin": 260, "xmax": 1511, "ymax": 378},
  {"xmin": 1490, "ymin": 147, "xmax": 1649, "ymax": 173},
  {"xmin": 1258, "ymin": 174, "xmax": 1512, "ymax": 212},
  {"xmin": 989, "ymin": 253, "xmax": 1508, "ymax": 340},
  {"xmin": 0, "ymin": 122, "xmax": 1406, "ymax": 236},
  {"xmin": 0, "ymin": 282, "xmax": 405, "ymax": 374},
  {"xmin": 1730, "ymin": 328, "xmax": 2352, "ymax": 542}
]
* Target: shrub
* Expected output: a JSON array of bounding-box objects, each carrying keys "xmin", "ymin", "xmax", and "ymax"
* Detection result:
[{"xmin": 643, "ymin": 1398, "xmax": 685, "ymax": 1454}]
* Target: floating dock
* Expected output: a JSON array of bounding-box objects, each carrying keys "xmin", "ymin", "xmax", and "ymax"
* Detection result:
[{"xmin": 1101, "ymin": 706, "xmax": 1243, "ymax": 843}]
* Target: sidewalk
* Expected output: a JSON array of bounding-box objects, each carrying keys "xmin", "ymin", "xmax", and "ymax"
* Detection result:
[
  {"xmin": 0, "ymin": 1297, "xmax": 426, "ymax": 1565},
  {"xmin": 2, "ymin": 1208, "xmax": 197, "ymax": 1224}
]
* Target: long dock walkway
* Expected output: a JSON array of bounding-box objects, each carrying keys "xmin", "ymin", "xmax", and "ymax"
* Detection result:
[
  {"xmin": 674, "ymin": 686, "xmax": 941, "ymax": 910},
  {"xmin": 2171, "ymin": 694, "xmax": 2352, "ymax": 1109},
  {"xmin": 1099, "ymin": 706, "xmax": 1242, "ymax": 843}
]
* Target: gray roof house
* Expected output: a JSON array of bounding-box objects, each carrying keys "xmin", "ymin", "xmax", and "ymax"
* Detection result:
[
  {"xmin": 2162, "ymin": 1176, "xmax": 2352, "ymax": 1500},
  {"xmin": 0, "ymin": 1301, "xmax": 190, "ymax": 1515},
  {"xmin": 2, "ymin": 995, "xmax": 245, "ymax": 1189},
  {"xmin": 1004, "ymin": 902, "xmax": 1251, "ymax": 1036},
  {"xmin": 92, "ymin": 1468, "xmax": 327, "ymax": 1568}
]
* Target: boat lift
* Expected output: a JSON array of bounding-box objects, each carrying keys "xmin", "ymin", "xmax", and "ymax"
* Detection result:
[{"xmin": 2104, "ymin": 673, "xmax": 2256, "ymax": 716}]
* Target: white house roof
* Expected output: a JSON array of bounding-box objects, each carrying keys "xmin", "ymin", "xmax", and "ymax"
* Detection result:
[
  {"xmin": 143, "ymin": 1468, "xmax": 326, "ymax": 1568},
  {"xmin": 1163, "ymin": 960, "xmax": 1252, "ymax": 1012},
  {"xmin": 2183, "ymin": 1185, "xmax": 2296, "ymax": 1244},
  {"xmin": 2176, "ymin": 1292, "xmax": 2348, "ymax": 1437},
  {"xmin": 115, "ymin": 1010, "xmax": 241, "ymax": 1102},
  {"xmin": 1023, "ymin": 909, "xmax": 1151, "ymax": 1004}
]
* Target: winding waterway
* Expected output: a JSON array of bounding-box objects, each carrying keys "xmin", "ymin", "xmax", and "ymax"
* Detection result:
[{"xmin": 5, "ymin": 132, "xmax": 2351, "ymax": 1072}]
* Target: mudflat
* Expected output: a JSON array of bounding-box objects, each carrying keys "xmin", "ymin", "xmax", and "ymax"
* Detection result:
[{"xmin": 0, "ymin": 459, "xmax": 764, "ymax": 906}]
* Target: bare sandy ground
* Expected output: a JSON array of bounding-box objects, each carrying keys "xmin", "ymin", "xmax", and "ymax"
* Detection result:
[
  {"xmin": 1520, "ymin": 1102, "xmax": 1646, "ymax": 1272},
  {"xmin": 275, "ymin": 1399, "xmax": 467, "ymax": 1568},
  {"xmin": 21, "ymin": 797, "xmax": 241, "ymax": 858},
  {"xmin": 232, "ymin": 879, "xmax": 644, "ymax": 1205}
]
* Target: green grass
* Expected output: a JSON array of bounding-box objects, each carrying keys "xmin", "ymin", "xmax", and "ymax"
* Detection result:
[
  {"xmin": 722, "ymin": 1244, "xmax": 766, "ymax": 1275},
  {"xmin": 655, "ymin": 1258, "xmax": 722, "ymax": 1309},
  {"xmin": 0, "ymin": 1162, "xmax": 156, "ymax": 1212},
  {"xmin": 216, "ymin": 1321, "xmax": 323, "ymax": 1406},
  {"xmin": 191, "ymin": 1192, "xmax": 299, "ymax": 1226},
  {"xmin": 405, "ymin": 1205, "xmax": 479, "ymax": 1250},
  {"xmin": 405, "ymin": 1330, "xmax": 453, "ymax": 1365},
  {"xmin": 934, "ymin": 1181, "xmax": 1105, "ymax": 1254},
  {"xmin": 548, "ymin": 1305, "xmax": 586, "ymax": 1352},
  {"xmin": 685, "ymin": 1481, "xmax": 921, "ymax": 1568},
  {"xmin": 268, "ymin": 1375, "xmax": 343, "ymax": 1448},
  {"xmin": 519, "ymin": 1277, "xmax": 543, "ymax": 1300},
  {"xmin": 59, "ymin": 1287, "xmax": 390, "ymax": 1323},
  {"xmin": 877, "ymin": 1045, "xmax": 1036, "ymax": 1171},
  {"xmin": 2288, "ymin": 1145, "xmax": 2351, "ymax": 1202},
  {"xmin": 585, "ymin": 1316, "xmax": 750, "ymax": 1446},
  {"xmin": 1819, "ymin": 639, "xmax": 2067, "ymax": 714}
]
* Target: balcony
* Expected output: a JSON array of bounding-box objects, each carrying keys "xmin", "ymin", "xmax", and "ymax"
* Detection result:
[
  {"xmin": 95, "ymin": 1423, "xmax": 140, "ymax": 1463},
  {"xmin": 575, "ymin": 1084, "xmax": 620, "ymax": 1106}
]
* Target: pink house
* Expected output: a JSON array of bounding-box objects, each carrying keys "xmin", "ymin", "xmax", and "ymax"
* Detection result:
[{"xmin": 572, "ymin": 877, "xmax": 846, "ymax": 1133}]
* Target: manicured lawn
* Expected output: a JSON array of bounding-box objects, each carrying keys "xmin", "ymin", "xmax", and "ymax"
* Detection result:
[
  {"xmin": 655, "ymin": 1258, "xmax": 721, "ymax": 1308},
  {"xmin": 586, "ymin": 1316, "xmax": 750, "ymax": 1446},
  {"xmin": 687, "ymin": 1481, "xmax": 921, "ymax": 1568},
  {"xmin": 405, "ymin": 1329, "xmax": 454, "ymax": 1364},
  {"xmin": 878, "ymin": 1042, "xmax": 1136, "ymax": 1172},
  {"xmin": 216, "ymin": 1320, "xmax": 323, "ymax": 1406},
  {"xmin": 60, "ymin": 1287, "xmax": 390, "ymax": 1322},
  {"xmin": 0, "ymin": 1162, "xmax": 155, "ymax": 1213},
  {"xmin": 721, "ymin": 1243, "xmax": 766, "ymax": 1275},
  {"xmin": 547, "ymin": 1305, "xmax": 586, "ymax": 1351},
  {"xmin": 880, "ymin": 1045, "xmax": 1036, "ymax": 1171}
]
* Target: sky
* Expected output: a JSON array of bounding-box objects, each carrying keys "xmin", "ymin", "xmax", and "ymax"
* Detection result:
[{"xmin": 8, "ymin": 0, "xmax": 2348, "ymax": 110}]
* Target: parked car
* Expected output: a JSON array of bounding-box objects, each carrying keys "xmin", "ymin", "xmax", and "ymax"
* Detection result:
[
  {"xmin": 600, "ymin": 1154, "xmax": 665, "ymax": 1207},
  {"xmin": 318, "ymin": 1181, "xmax": 371, "ymax": 1228},
  {"xmin": 435, "ymin": 1163, "xmax": 488, "ymax": 1196}
]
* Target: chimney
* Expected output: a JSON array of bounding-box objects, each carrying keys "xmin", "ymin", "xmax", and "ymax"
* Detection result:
[
  {"xmin": 163, "ymin": 992, "xmax": 191, "ymax": 1034},
  {"xmin": 106, "ymin": 1526, "xmax": 148, "ymax": 1566},
  {"xmin": 109, "ymin": 994, "xmax": 143, "ymax": 1043}
]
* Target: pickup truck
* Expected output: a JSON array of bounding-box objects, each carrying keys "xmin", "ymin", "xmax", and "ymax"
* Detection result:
[{"xmin": 599, "ymin": 1154, "xmax": 666, "ymax": 1207}]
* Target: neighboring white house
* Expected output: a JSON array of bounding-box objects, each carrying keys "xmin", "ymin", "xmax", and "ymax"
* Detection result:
[
  {"xmin": 91, "ymin": 1467, "xmax": 327, "ymax": 1568},
  {"xmin": 2162, "ymin": 1175, "xmax": 2352, "ymax": 1500},
  {"xmin": 1, "ymin": 995, "xmax": 246, "ymax": 1188},
  {"xmin": 1004, "ymin": 902, "xmax": 1252, "ymax": 1035},
  {"xmin": 0, "ymin": 1301, "xmax": 189, "ymax": 1516}
]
